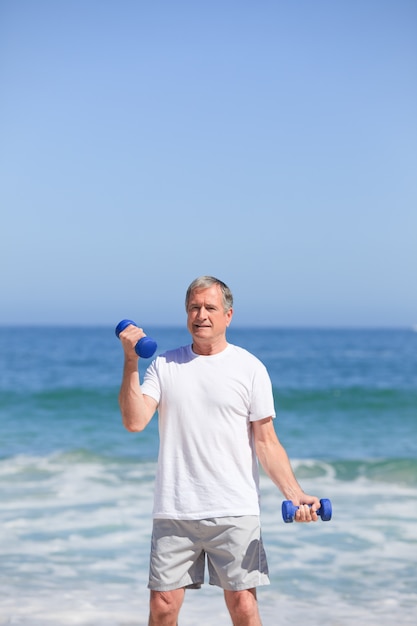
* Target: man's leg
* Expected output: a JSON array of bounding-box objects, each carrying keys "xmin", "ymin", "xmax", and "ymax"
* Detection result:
[
  {"xmin": 224, "ymin": 588, "xmax": 262, "ymax": 626},
  {"xmin": 148, "ymin": 588, "xmax": 185, "ymax": 626}
]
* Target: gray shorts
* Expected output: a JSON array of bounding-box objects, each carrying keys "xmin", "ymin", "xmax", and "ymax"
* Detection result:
[{"xmin": 148, "ymin": 516, "xmax": 270, "ymax": 592}]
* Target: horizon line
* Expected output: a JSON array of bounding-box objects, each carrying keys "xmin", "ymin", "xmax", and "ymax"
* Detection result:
[{"xmin": 0, "ymin": 323, "xmax": 415, "ymax": 331}]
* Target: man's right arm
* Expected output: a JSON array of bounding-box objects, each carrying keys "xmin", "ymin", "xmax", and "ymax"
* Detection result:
[{"xmin": 118, "ymin": 325, "xmax": 158, "ymax": 432}]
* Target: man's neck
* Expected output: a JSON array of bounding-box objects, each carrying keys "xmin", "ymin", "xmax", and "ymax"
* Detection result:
[{"xmin": 191, "ymin": 338, "xmax": 228, "ymax": 356}]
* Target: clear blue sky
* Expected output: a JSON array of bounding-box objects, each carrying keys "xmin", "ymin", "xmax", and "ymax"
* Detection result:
[{"xmin": 1, "ymin": 0, "xmax": 416, "ymax": 327}]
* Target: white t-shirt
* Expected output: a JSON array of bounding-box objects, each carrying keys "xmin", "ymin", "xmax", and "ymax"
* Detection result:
[{"xmin": 141, "ymin": 343, "xmax": 276, "ymax": 520}]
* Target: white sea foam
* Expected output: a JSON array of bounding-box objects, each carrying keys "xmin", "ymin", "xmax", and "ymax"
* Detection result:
[{"xmin": 1, "ymin": 454, "xmax": 416, "ymax": 625}]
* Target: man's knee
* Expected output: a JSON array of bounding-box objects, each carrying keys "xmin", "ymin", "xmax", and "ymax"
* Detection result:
[
  {"xmin": 149, "ymin": 589, "xmax": 184, "ymax": 625},
  {"xmin": 224, "ymin": 588, "xmax": 261, "ymax": 625}
]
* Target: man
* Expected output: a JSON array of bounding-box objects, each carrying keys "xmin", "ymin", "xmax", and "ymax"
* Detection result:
[{"xmin": 118, "ymin": 276, "xmax": 320, "ymax": 626}]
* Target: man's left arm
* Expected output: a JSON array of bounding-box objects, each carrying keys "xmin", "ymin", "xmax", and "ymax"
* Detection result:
[{"xmin": 252, "ymin": 417, "xmax": 320, "ymax": 522}]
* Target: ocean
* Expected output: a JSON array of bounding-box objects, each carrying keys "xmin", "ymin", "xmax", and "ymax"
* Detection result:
[{"xmin": 1, "ymin": 326, "xmax": 416, "ymax": 625}]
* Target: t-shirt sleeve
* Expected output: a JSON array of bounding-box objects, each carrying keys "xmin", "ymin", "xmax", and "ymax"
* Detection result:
[
  {"xmin": 140, "ymin": 359, "xmax": 161, "ymax": 404},
  {"xmin": 249, "ymin": 362, "xmax": 276, "ymax": 422}
]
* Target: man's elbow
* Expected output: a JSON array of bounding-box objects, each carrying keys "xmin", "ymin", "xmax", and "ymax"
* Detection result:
[
  {"xmin": 122, "ymin": 417, "xmax": 145, "ymax": 433},
  {"xmin": 124, "ymin": 424, "xmax": 142, "ymax": 433}
]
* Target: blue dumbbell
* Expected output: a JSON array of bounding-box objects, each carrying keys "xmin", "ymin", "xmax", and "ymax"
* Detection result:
[
  {"xmin": 281, "ymin": 498, "xmax": 332, "ymax": 523},
  {"xmin": 115, "ymin": 319, "xmax": 157, "ymax": 359}
]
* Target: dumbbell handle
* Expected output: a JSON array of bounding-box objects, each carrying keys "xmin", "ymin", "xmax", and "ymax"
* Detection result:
[
  {"xmin": 282, "ymin": 498, "xmax": 332, "ymax": 523},
  {"xmin": 115, "ymin": 319, "xmax": 157, "ymax": 359}
]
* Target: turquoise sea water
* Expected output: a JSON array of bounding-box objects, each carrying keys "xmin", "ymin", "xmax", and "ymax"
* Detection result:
[{"xmin": 1, "ymin": 327, "xmax": 416, "ymax": 625}]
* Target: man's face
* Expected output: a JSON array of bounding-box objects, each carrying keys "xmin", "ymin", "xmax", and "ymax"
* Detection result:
[{"xmin": 186, "ymin": 285, "xmax": 233, "ymax": 344}]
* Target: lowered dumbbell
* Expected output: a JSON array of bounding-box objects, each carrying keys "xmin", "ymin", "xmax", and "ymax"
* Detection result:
[
  {"xmin": 281, "ymin": 498, "xmax": 332, "ymax": 523},
  {"xmin": 115, "ymin": 319, "xmax": 157, "ymax": 359}
]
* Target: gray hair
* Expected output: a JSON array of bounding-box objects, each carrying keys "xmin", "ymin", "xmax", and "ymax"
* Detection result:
[{"xmin": 185, "ymin": 276, "xmax": 233, "ymax": 313}]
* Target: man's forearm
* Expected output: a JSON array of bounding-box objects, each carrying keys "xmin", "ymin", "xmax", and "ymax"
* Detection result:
[{"xmin": 257, "ymin": 437, "xmax": 305, "ymax": 501}]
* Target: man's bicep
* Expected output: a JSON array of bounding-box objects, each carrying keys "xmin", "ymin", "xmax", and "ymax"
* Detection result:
[{"xmin": 252, "ymin": 416, "xmax": 277, "ymax": 445}]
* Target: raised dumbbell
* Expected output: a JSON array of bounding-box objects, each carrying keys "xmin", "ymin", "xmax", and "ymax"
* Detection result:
[
  {"xmin": 281, "ymin": 498, "xmax": 332, "ymax": 523},
  {"xmin": 115, "ymin": 319, "xmax": 157, "ymax": 359}
]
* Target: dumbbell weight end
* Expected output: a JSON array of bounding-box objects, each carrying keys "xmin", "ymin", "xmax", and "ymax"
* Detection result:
[{"xmin": 115, "ymin": 319, "xmax": 157, "ymax": 359}]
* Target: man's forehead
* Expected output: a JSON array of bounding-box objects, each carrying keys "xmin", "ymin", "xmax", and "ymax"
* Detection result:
[{"xmin": 189, "ymin": 285, "xmax": 221, "ymax": 303}]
